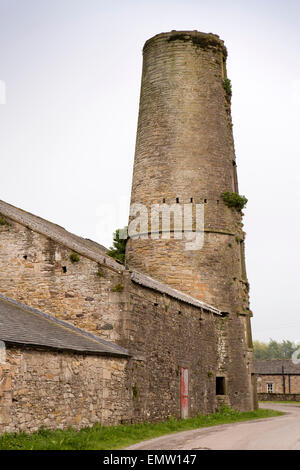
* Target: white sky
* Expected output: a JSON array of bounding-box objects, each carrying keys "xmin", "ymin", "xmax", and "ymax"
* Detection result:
[{"xmin": 0, "ymin": 0, "xmax": 299, "ymax": 342}]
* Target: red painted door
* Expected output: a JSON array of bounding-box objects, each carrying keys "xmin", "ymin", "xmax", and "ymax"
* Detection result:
[{"xmin": 180, "ymin": 366, "xmax": 189, "ymax": 418}]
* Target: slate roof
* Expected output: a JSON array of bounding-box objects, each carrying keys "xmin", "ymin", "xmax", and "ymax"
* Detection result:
[
  {"xmin": 131, "ymin": 270, "xmax": 222, "ymax": 315},
  {"xmin": 0, "ymin": 294, "xmax": 129, "ymax": 357},
  {"xmin": 254, "ymin": 359, "xmax": 300, "ymax": 375},
  {"xmin": 0, "ymin": 199, "xmax": 123, "ymax": 272}
]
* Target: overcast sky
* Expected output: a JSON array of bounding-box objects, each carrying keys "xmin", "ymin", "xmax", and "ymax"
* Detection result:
[{"xmin": 0, "ymin": 0, "xmax": 299, "ymax": 343}]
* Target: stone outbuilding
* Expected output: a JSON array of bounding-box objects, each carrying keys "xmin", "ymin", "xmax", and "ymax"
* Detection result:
[
  {"xmin": 0, "ymin": 293, "xmax": 129, "ymax": 432},
  {"xmin": 255, "ymin": 359, "xmax": 300, "ymax": 401}
]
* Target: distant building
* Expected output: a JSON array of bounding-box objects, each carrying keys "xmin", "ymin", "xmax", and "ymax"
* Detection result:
[{"xmin": 255, "ymin": 360, "xmax": 300, "ymax": 400}]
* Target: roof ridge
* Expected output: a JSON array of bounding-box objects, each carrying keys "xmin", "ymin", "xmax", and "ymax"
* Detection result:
[
  {"xmin": 130, "ymin": 270, "xmax": 222, "ymax": 315},
  {"xmin": 0, "ymin": 199, "xmax": 124, "ymax": 273}
]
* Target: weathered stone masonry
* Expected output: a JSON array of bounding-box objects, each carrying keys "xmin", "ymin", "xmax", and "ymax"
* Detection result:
[
  {"xmin": 123, "ymin": 276, "xmax": 254, "ymax": 422},
  {"xmin": 126, "ymin": 30, "xmax": 256, "ymax": 412},
  {"xmin": 0, "ymin": 203, "xmax": 255, "ymax": 430},
  {"xmin": 0, "ymin": 30, "xmax": 256, "ymax": 433},
  {"xmin": 0, "ymin": 348, "xmax": 129, "ymax": 433},
  {"xmin": 126, "ymin": 31, "xmax": 248, "ymax": 314},
  {"xmin": 0, "ymin": 206, "xmax": 124, "ymax": 343}
]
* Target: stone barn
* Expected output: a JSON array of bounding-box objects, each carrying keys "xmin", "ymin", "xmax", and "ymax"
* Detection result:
[{"xmin": 0, "ymin": 30, "xmax": 257, "ymax": 433}]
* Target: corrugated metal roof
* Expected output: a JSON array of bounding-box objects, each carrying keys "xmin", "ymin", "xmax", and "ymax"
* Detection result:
[
  {"xmin": 254, "ymin": 359, "xmax": 300, "ymax": 375},
  {"xmin": 0, "ymin": 199, "xmax": 123, "ymax": 272},
  {"xmin": 0, "ymin": 294, "xmax": 128, "ymax": 357},
  {"xmin": 131, "ymin": 270, "xmax": 222, "ymax": 315}
]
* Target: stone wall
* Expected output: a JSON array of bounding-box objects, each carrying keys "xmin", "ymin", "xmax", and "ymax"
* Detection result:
[
  {"xmin": 0, "ymin": 210, "xmax": 255, "ymax": 430},
  {"xmin": 0, "ymin": 216, "xmax": 125, "ymax": 343},
  {"xmin": 258, "ymin": 393, "xmax": 300, "ymax": 402},
  {"xmin": 0, "ymin": 346, "xmax": 129, "ymax": 433},
  {"xmin": 122, "ymin": 276, "xmax": 254, "ymax": 421},
  {"xmin": 127, "ymin": 234, "xmax": 249, "ymax": 314}
]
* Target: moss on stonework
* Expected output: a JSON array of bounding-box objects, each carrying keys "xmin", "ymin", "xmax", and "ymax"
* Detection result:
[
  {"xmin": 112, "ymin": 283, "xmax": 124, "ymax": 293},
  {"xmin": 70, "ymin": 253, "xmax": 80, "ymax": 263},
  {"xmin": 0, "ymin": 217, "xmax": 11, "ymax": 227},
  {"xmin": 97, "ymin": 265, "xmax": 105, "ymax": 277},
  {"xmin": 132, "ymin": 383, "xmax": 139, "ymax": 399}
]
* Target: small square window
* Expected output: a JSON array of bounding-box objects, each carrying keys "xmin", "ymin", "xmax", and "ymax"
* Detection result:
[{"xmin": 267, "ymin": 382, "xmax": 274, "ymax": 393}]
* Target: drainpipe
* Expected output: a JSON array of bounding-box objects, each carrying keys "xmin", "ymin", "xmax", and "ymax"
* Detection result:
[{"xmin": 282, "ymin": 365, "xmax": 286, "ymax": 394}]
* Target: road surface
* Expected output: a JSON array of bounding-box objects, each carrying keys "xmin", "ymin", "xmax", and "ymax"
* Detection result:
[{"xmin": 126, "ymin": 403, "xmax": 300, "ymax": 450}]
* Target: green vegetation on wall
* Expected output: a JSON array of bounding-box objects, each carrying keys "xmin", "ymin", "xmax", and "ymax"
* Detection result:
[
  {"xmin": 70, "ymin": 253, "xmax": 80, "ymax": 263},
  {"xmin": 107, "ymin": 227, "xmax": 127, "ymax": 264},
  {"xmin": 221, "ymin": 192, "xmax": 248, "ymax": 211},
  {"xmin": 0, "ymin": 217, "xmax": 10, "ymax": 227},
  {"xmin": 111, "ymin": 283, "xmax": 124, "ymax": 293},
  {"xmin": 223, "ymin": 78, "xmax": 232, "ymax": 96}
]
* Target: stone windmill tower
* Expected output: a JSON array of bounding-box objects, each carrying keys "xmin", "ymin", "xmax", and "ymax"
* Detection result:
[{"xmin": 126, "ymin": 31, "xmax": 253, "ymax": 351}]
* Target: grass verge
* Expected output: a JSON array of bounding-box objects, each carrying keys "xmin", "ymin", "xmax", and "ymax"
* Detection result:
[{"xmin": 0, "ymin": 406, "xmax": 283, "ymax": 450}]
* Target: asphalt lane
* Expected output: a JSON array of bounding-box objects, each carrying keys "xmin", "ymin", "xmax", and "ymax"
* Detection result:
[{"xmin": 126, "ymin": 403, "xmax": 300, "ymax": 450}]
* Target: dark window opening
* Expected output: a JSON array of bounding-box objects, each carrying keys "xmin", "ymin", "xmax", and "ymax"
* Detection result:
[
  {"xmin": 176, "ymin": 198, "xmax": 179, "ymax": 203},
  {"xmin": 162, "ymin": 198, "xmax": 166, "ymax": 203},
  {"xmin": 216, "ymin": 377, "xmax": 226, "ymax": 395},
  {"xmin": 190, "ymin": 198, "xmax": 193, "ymax": 203},
  {"xmin": 217, "ymin": 200, "xmax": 219, "ymax": 204},
  {"xmin": 204, "ymin": 199, "xmax": 207, "ymax": 203},
  {"xmin": 62, "ymin": 266, "xmax": 67, "ymax": 273},
  {"xmin": 23, "ymin": 255, "xmax": 28, "ymax": 260}
]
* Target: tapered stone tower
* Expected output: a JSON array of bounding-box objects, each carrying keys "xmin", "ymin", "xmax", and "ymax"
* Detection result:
[
  {"xmin": 126, "ymin": 31, "xmax": 256, "ymax": 410},
  {"xmin": 127, "ymin": 30, "xmax": 252, "ymax": 324}
]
